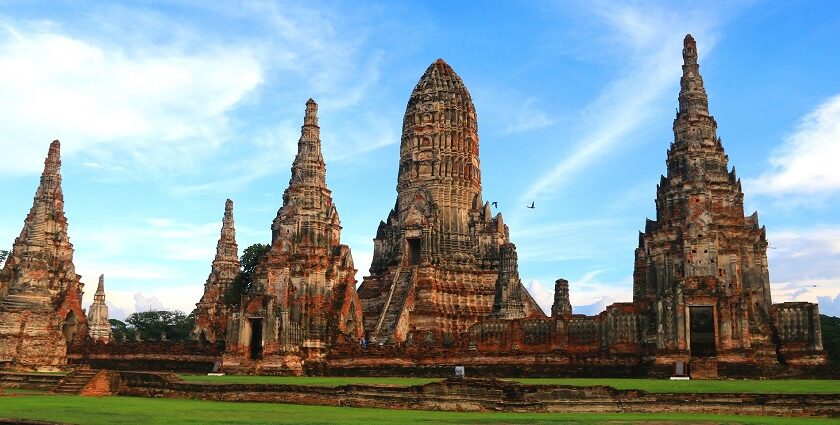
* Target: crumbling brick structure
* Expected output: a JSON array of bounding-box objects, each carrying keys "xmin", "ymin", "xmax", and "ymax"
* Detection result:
[
  {"xmin": 191, "ymin": 199, "xmax": 240, "ymax": 345},
  {"xmin": 0, "ymin": 141, "xmax": 88, "ymax": 371},
  {"xmin": 222, "ymin": 100, "xmax": 364, "ymax": 374}
]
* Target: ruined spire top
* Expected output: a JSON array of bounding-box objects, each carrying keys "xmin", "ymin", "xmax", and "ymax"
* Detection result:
[
  {"xmin": 304, "ymin": 98, "xmax": 318, "ymax": 127},
  {"xmin": 683, "ymin": 34, "xmax": 697, "ymax": 64},
  {"xmin": 677, "ymin": 34, "xmax": 709, "ymax": 116},
  {"xmin": 93, "ymin": 274, "xmax": 106, "ymax": 303},
  {"xmin": 224, "ymin": 198, "xmax": 234, "ymax": 218},
  {"xmin": 214, "ymin": 198, "xmax": 239, "ymax": 267},
  {"xmin": 45, "ymin": 140, "xmax": 61, "ymax": 175},
  {"xmin": 289, "ymin": 99, "xmax": 326, "ymax": 189}
]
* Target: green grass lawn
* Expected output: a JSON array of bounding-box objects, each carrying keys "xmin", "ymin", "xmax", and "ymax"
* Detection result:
[
  {"xmin": 511, "ymin": 378, "xmax": 840, "ymax": 394},
  {"xmin": 1, "ymin": 395, "xmax": 837, "ymax": 425},
  {"xmin": 177, "ymin": 374, "xmax": 840, "ymax": 394}
]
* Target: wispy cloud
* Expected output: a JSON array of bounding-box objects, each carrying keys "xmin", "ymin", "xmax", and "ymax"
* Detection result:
[
  {"xmin": 748, "ymin": 93, "xmax": 840, "ymax": 197},
  {"xmin": 765, "ymin": 225, "xmax": 840, "ymax": 315},
  {"xmin": 0, "ymin": 20, "xmax": 262, "ymax": 177},
  {"xmin": 521, "ymin": 2, "xmax": 721, "ymax": 202}
]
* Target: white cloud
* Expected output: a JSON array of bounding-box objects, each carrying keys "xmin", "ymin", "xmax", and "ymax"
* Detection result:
[
  {"xmin": 521, "ymin": 3, "xmax": 720, "ymax": 202},
  {"xmin": 764, "ymin": 226, "xmax": 840, "ymax": 317},
  {"xmin": 768, "ymin": 227, "xmax": 840, "ymax": 283},
  {"xmin": 0, "ymin": 22, "xmax": 263, "ymax": 176},
  {"xmin": 750, "ymin": 93, "xmax": 840, "ymax": 196},
  {"xmin": 527, "ymin": 280, "xmax": 555, "ymax": 313}
]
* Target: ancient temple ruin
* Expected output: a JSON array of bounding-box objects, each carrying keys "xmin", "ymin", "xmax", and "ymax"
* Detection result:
[
  {"xmin": 460, "ymin": 35, "xmax": 826, "ymax": 377},
  {"xmin": 0, "ymin": 140, "xmax": 88, "ymax": 371},
  {"xmin": 357, "ymin": 59, "xmax": 543, "ymax": 345},
  {"xmin": 191, "ymin": 199, "xmax": 240, "ymax": 345},
  {"xmin": 632, "ymin": 34, "xmax": 824, "ymax": 370},
  {"xmin": 222, "ymin": 99, "xmax": 364, "ymax": 374},
  {"xmin": 87, "ymin": 274, "xmax": 112, "ymax": 343}
]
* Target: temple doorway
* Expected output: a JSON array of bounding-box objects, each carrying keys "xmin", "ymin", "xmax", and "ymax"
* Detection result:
[
  {"xmin": 62, "ymin": 311, "xmax": 77, "ymax": 343},
  {"xmin": 249, "ymin": 318, "xmax": 263, "ymax": 360},
  {"xmin": 689, "ymin": 306, "xmax": 716, "ymax": 357},
  {"xmin": 406, "ymin": 238, "xmax": 421, "ymax": 266}
]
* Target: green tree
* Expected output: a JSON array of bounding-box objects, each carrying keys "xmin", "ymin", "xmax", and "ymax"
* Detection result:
[
  {"xmin": 225, "ymin": 243, "xmax": 270, "ymax": 305},
  {"xmin": 0, "ymin": 249, "xmax": 9, "ymax": 267},
  {"xmin": 125, "ymin": 310, "xmax": 195, "ymax": 341},
  {"xmin": 109, "ymin": 319, "xmax": 136, "ymax": 341},
  {"xmin": 820, "ymin": 314, "xmax": 840, "ymax": 365}
]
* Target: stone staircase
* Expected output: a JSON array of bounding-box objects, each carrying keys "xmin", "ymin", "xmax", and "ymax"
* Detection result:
[
  {"xmin": 51, "ymin": 369, "xmax": 100, "ymax": 395},
  {"xmin": 689, "ymin": 356, "xmax": 718, "ymax": 379},
  {"xmin": 371, "ymin": 269, "xmax": 415, "ymax": 343}
]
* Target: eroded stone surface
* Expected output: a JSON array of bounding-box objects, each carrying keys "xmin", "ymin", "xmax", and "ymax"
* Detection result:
[
  {"xmin": 0, "ymin": 140, "xmax": 88, "ymax": 371},
  {"xmin": 222, "ymin": 99, "xmax": 364, "ymax": 374},
  {"xmin": 357, "ymin": 59, "xmax": 543, "ymax": 345}
]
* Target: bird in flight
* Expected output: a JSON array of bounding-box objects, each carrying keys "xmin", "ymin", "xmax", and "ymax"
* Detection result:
[
  {"xmin": 491, "ymin": 202, "xmax": 498, "ymax": 208},
  {"xmin": 526, "ymin": 202, "xmax": 535, "ymax": 209}
]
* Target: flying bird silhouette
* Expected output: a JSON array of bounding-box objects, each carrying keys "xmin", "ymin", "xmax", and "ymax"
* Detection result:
[
  {"xmin": 526, "ymin": 202, "xmax": 535, "ymax": 209},
  {"xmin": 491, "ymin": 202, "xmax": 498, "ymax": 208}
]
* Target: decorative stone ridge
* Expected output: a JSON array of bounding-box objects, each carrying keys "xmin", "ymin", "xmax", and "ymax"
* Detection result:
[
  {"xmin": 87, "ymin": 274, "xmax": 112, "ymax": 343},
  {"xmin": 358, "ymin": 59, "xmax": 543, "ymax": 345},
  {"xmin": 0, "ymin": 140, "xmax": 88, "ymax": 371},
  {"xmin": 223, "ymin": 99, "xmax": 364, "ymax": 374},
  {"xmin": 191, "ymin": 199, "xmax": 240, "ymax": 344}
]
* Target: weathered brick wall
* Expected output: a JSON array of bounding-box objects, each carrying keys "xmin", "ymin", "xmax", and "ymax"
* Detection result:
[{"xmin": 113, "ymin": 372, "xmax": 840, "ymax": 417}]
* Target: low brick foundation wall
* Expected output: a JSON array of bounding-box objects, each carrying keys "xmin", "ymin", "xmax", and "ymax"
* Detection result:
[
  {"xmin": 67, "ymin": 342, "xmax": 221, "ymax": 373},
  {"xmin": 115, "ymin": 371, "xmax": 840, "ymax": 417},
  {"xmin": 325, "ymin": 352, "xmax": 838, "ymax": 379},
  {"xmin": 0, "ymin": 372, "xmax": 63, "ymax": 390}
]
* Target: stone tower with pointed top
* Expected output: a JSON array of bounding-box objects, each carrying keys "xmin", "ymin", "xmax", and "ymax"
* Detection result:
[
  {"xmin": 358, "ymin": 59, "xmax": 543, "ymax": 344},
  {"xmin": 491, "ymin": 244, "xmax": 526, "ymax": 320},
  {"xmin": 223, "ymin": 99, "xmax": 364, "ymax": 374},
  {"xmin": 192, "ymin": 199, "xmax": 240, "ymax": 344},
  {"xmin": 0, "ymin": 140, "xmax": 88, "ymax": 371},
  {"xmin": 633, "ymin": 35, "xmax": 783, "ymax": 364},
  {"xmin": 87, "ymin": 275, "xmax": 112, "ymax": 343}
]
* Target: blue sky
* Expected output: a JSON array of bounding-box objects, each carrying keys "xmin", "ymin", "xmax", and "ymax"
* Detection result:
[{"xmin": 1, "ymin": 1, "xmax": 839, "ymax": 319}]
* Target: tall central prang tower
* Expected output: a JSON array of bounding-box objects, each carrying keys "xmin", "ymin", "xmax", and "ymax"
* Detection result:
[{"xmin": 358, "ymin": 60, "xmax": 543, "ymax": 344}]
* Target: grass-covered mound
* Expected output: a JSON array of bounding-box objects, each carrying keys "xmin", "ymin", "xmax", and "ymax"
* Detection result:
[
  {"xmin": 177, "ymin": 375, "xmax": 840, "ymax": 394},
  {"xmin": 1, "ymin": 395, "xmax": 838, "ymax": 424}
]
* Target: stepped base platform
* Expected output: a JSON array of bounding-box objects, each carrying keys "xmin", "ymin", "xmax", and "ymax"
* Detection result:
[{"xmin": 112, "ymin": 372, "xmax": 840, "ymax": 417}]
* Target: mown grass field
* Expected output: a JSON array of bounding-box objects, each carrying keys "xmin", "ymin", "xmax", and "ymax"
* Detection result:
[
  {"xmin": 1, "ymin": 395, "xmax": 839, "ymax": 425},
  {"xmin": 177, "ymin": 374, "xmax": 840, "ymax": 394}
]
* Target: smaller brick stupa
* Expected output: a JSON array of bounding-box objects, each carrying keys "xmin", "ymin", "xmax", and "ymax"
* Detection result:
[
  {"xmin": 87, "ymin": 274, "xmax": 112, "ymax": 343},
  {"xmin": 191, "ymin": 199, "xmax": 240, "ymax": 344}
]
